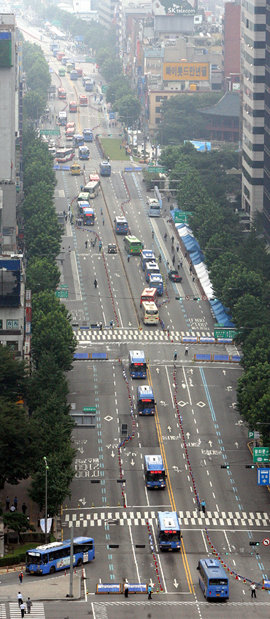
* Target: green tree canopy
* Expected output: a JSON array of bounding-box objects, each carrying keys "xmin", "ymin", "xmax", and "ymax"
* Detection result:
[
  {"xmin": 0, "ymin": 399, "xmax": 37, "ymax": 489},
  {"xmin": 0, "ymin": 345, "xmax": 26, "ymax": 401},
  {"xmin": 114, "ymin": 94, "xmax": 141, "ymax": 126},
  {"xmin": 26, "ymin": 257, "xmax": 60, "ymax": 293}
]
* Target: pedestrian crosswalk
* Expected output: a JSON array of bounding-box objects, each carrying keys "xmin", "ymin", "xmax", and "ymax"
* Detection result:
[
  {"xmin": 0, "ymin": 604, "xmax": 6, "ymax": 618},
  {"xmin": 9, "ymin": 602, "xmax": 45, "ymax": 618},
  {"xmin": 73, "ymin": 328, "xmax": 214, "ymax": 344},
  {"xmin": 63, "ymin": 508, "xmax": 270, "ymax": 529}
]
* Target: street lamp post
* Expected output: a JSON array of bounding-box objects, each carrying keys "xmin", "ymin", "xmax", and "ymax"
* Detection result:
[{"xmin": 43, "ymin": 456, "xmax": 49, "ymax": 543}]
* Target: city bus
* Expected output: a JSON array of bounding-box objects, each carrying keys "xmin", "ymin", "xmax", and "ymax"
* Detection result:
[
  {"xmin": 78, "ymin": 200, "xmax": 90, "ymax": 215},
  {"xmin": 66, "ymin": 62, "xmax": 75, "ymax": 73},
  {"xmin": 57, "ymin": 87, "xmax": 66, "ymax": 100},
  {"xmin": 89, "ymin": 173, "xmax": 100, "ymax": 186},
  {"xmin": 145, "ymin": 261, "xmax": 160, "ymax": 282},
  {"xmin": 58, "ymin": 67, "xmax": 65, "ymax": 77},
  {"xmin": 74, "ymin": 134, "xmax": 84, "ymax": 147},
  {"xmin": 157, "ymin": 511, "xmax": 181, "ymax": 551},
  {"xmin": 115, "ymin": 216, "xmax": 129, "ymax": 235},
  {"xmin": 140, "ymin": 287, "xmax": 157, "ymax": 307},
  {"xmin": 82, "ymin": 207, "xmax": 95, "ymax": 226},
  {"xmin": 55, "ymin": 147, "xmax": 74, "ymax": 162},
  {"xmin": 141, "ymin": 249, "xmax": 155, "ymax": 271},
  {"xmin": 79, "ymin": 94, "xmax": 88, "ymax": 106},
  {"xmin": 85, "ymin": 79, "xmax": 94, "ymax": 92},
  {"xmin": 83, "ymin": 128, "xmax": 93, "ymax": 142},
  {"xmin": 148, "ymin": 185, "xmax": 162, "ymax": 217},
  {"xmin": 77, "ymin": 192, "xmax": 90, "ymax": 205},
  {"xmin": 83, "ymin": 181, "xmax": 99, "ymax": 198},
  {"xmin": 78, "ymin": 145, "xmax": 90, "ymax": 160},
  {"xmin": 99, "ymin": 161, "xmax": 111, "ymax": 177},
  {"xmin": 66, "ymin": 127, "xmax": 75, "ymax": 141},
  {"xmin": 197, "ymin": 558, "xmax": 229, "ymax": 601},
  {"xmin": 69, "ymin": 101, "xmax": 77, "ymax": 113},
  {"xmin": 25, "ymin": 537, "xmax": 95, "ymax": 575},
  {"xmin": 141, "ymin": 301, "xmax": 159, "ymax": 325},
  {"xmin": 58, "ymin": 111, "xmax": 67, "ymax": 126},
  {"xmin": 124, "ymin": 236, "xmax": 144, "ymax": 255},
  {"xmin": 149, "ymin": 273, "xmax": 163, "ymax": 296},
  {"xmin": 137, "ymin": 385, "xmax": 155, "ymax": 415},
  {"xmin": 144, "ymin": 455, "xmax": 166, "ymax": 489},
  {"xmin": 129, "ymin": 350, "xmax": 147, "ymax": 379},
  {"xmin": 70, "ymin": 69, "xmax": 78, "ymax": 81}
]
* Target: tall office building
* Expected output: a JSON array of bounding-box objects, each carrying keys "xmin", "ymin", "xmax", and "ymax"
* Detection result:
[
  {"xmin": 241, "ymin": 0, "xmax": 266, "ymax": 220},
  {"xmin": 263, "ymin": 1, "xmax": 270, "ymax": 234},
  {"xmin": 223, "ymin": 1, "xmax": 241, "ymax": 88}
]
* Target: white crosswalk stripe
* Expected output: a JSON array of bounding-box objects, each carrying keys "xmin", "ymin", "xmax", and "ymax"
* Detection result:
[
  {"xmin": 9, "ymin": 602, "xmax": 45, "ymax": 618},
  {"xmin": 0, "ymin": 604, "xmax": 6, "ymax": 618},
  {"xmin": 73, "ymin": 328, "xmax": 214, "ymax": 344},
  {"xmin": 63, "ymin": 509, "xmax": 270, "ymax": 529}
]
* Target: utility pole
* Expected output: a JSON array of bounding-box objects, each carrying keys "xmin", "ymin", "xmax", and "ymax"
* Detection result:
[
  {"xmin": 69, "ymin": 523, "xmax": 74, "ymax": 598},
  {"xmin": 43, "ymin": 456, "xmax": 49, "ymax": 543}
]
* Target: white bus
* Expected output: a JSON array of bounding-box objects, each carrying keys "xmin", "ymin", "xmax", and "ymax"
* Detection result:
[{"xmin": 141, "ymin": 301, "xmax": 159, "ymax": 325}]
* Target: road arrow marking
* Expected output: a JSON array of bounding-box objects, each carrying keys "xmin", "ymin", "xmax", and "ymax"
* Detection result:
[{"xmin": 173, "ymin": 579, "xmax": 179, "ymax": 588}]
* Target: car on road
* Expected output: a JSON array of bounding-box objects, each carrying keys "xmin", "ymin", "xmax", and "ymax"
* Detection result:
[
  {"xmin": 56, "ymin": 152, "xmax": 75, "ymax": 163},
  {"xmin": 168, "ymin": 270, "xmax": 182, "ymax": 283},
  {"xmin": 107, "ymin": 244, "xmax": 117, "ymax": 254}
]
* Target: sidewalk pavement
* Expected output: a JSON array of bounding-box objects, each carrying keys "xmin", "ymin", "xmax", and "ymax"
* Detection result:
[
  {"xmin": 1, "ymin": 478, "xmax": 41, "ymax": 529},
  {"xmin": 0, "ymin": 572, "xmax": 81, "ymax": 602}
]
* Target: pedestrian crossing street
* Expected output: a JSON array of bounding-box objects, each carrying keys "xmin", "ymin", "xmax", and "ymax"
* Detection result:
[
  {"xmin": 64, "ymin": 508, "xmax": 270, "ymax": 529},
  {"xmin": 73, "ymin": 328, "xmax": 214, "ymax": 344},
  {"xmin": 9, "ymin": 602, "xmax": 45, "ymax": 618}
]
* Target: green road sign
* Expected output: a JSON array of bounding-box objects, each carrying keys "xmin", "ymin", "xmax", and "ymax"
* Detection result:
[
  {"xmin": 253, "ymin": 447, "xmax": 270, "ymax": 463},
  {"xmin": 249, "ymin": 431, "xmax": 260, "ymax": 440},
  {"xmin": 214, "ymin": 327, "xmax": 237, "ymax": 339},
  {"xmin": 40, "ymin": 129, "xmax": 60, "ymax": 136},
  {"xmin": 147, "ymin": 165, "xmax": 166, "ymax": 174},
  {"xmin": 55, "ymin": 290, "xmax": 68, "ymax": 298},
  {"xmin": 174, "ymin": 210, "xmax": 192, "ymax": 224},
  {"xmin": 83, "ymin": 406, "xmax": 96, "ymax": 413},
  {"xmin": 59, "ymin": 284, "xmax": 68, "ymax": 288},
  {"xmin": 101, "ymin": 85, "xmax": 107, "ymax": 93}
]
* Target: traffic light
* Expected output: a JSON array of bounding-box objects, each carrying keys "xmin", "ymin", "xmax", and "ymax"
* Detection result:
[
  {"xmin": 246, "ymin": 464, "xmax": 255, "ymax": 469},
  {"xmin": 221, "ymin": 465, "xmax": 230, "ymax": 469},
  {"xmin": 249, "ymin": 541, "xmax": 260, "ymax": 546}
]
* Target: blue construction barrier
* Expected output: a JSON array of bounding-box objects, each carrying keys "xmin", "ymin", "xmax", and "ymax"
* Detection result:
[
  {"xmin": 91, "ymin": 352, "xmax": 108, "ymax": 360},
  {"xmin": 194, "ymin": 354, "xmax": 212, "ymax": 362},
  {"xmin": 182, "ymin": 336, "xmax": 198, "ymax": 343},
  {"xmin": 231, "ymin": 354, "xmax": 241, "ymax": 363},
  {"xmin": 124, "ymin": 166, "xmax": 142, "ymax": 172},
  {"xmin": 199, "ymin": 337, "xmax": 215, "ymax": 344},
  {"xmin": 213, "ymin": 354, "xmax": 230, "ymax": 362},
  {"xmin": 73, "ymin": 352, "xmax": 89, "ymax": 360},
  {"xmin": 96, "ymin": 583, "xmax": 121, "ymax": 594},
  {"xmin": 78, "ymin": 326, "xmax": 90, "ymax": 330},
  {"xmin": 128, "ymin": 583, "xmax": 147, "ymax": 594},
  {"xmin": 216, "ymin": 338, "xmax": 233, "ymax": 344}
]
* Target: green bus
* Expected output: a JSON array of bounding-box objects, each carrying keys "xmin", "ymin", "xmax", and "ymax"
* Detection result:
[
  {"xmin": 59, "ymin": 67, "xmax": 66, "ymax": 77},
  {"xmin": 124, "ymin": 235, "xmax": 144, "ymax": 255}
]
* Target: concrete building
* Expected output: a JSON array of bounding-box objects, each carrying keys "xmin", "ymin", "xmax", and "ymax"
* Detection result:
[
  {"xmin": 222, "ymin": 1, "xmax": 241, "ymax": 88},
  {"xmin": 263, "ymin": 0, "xmax": 270, "ymax": 235},
  {"xmin": 241, "ymin": 0, "xmax": 266, "ymax": 220}
]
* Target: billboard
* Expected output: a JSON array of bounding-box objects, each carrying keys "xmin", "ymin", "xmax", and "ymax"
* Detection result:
[
  {"xmin": 163, "ymin": 62, "xmax": 209, "ymax": 81},
  {"xmin": 0, "ymin": 259, "xmax": 21, "ymax": 307}
]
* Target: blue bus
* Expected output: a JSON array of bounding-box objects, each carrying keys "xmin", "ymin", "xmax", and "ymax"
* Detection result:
[
  {"xmin": 157, "ymin": 511, "xmax": 181, "ymax": 551},
  {"xmin": 83, "ymin": 128, "xmax": 93, "ymax": 143},
  {"xmin": 144, "ymin": 455, "xmax": 166, "ymax": 489},
  {"xmin": 149, "ymin": 273, "xmax": 163, "ymax": 296},
  {"xmin": 115, "ymin": 216, "xmax": 129, "ymax": 235},
  {"xmin": 137, "ymin": 385, "xmax": 155, "ymax": 415},
  {"xmin": 70, "ymin": 69, "xmax": 78, "ymax": 81},
  {"xmin": 79, "ymin": 145, "xmax": 90, "ymax": 160},
  {"xmin": 129, "ymin": 350, "xmax": 147, "ymax": 379},
  {"xmin": 26, "ymin": 537, "xmax": 95, "ymax": 575},
  {"xmin": 197, "ymin": 558, "xmax": 229, "ymax": 601},
  {"xmin": 145, "ymin": 261, "xmax": 160, "ymax": 283},
  {"xmin": 100, "ymin": 161, "xmax": 111, "ymax": 177},
  {"xmin": 74, "ymin": 134, "xmax": 84, "ymax": 147},
  {"xmin": 141, "ymin": 249, "xmax": 155, "ymax": 271}
]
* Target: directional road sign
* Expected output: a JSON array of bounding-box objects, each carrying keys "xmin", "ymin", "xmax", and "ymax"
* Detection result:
[
  {"xmin": 55, "ymin": 289, "xmax": 68, "ymax": 298},
  {"xmin": 257, "ymin": 468, "xmax": 270, "ymax": 485},
  {"xmin": 83, "ymin": 407, "xmax": 96, "ymax": 413},
  {"xmin": 40, "ymin": 129, "xmax": 60, "ymax": 136},
  {"xmin": 214, "ymin": 326, "xmax": 237, "ymax": 339},
  {"xmin": 249, "ymin": 431, "xmax": 260, "ymax": 440},
  {"xmin": 253, "ymin": 447, "xmax": 270, "ymax": 463}
]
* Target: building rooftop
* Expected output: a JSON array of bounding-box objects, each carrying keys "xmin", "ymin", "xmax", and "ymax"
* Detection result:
[{"xmin": 200, "ymin": 91, "xmax": 240, "ymax": 118}]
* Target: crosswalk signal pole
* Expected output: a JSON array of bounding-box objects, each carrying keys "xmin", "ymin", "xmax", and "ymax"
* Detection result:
[{"xmin": 69, "ymin": 524, "xmax": 74, "ymax": 598}]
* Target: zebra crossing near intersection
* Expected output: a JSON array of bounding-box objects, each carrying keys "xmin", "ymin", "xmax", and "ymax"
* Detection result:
[
  {"xmin": 63, "ymin": 509, "xmax": 270, "ymax": 530},
  {"xmin": 0, "ymin": 605, "xmax": 6, "ymax": 618},
  {"xmin": 9, "ymin": 602, "xmax": 45, "ymax": 618},
  {"xmin": 73, "ymin": 328, "xmax": 214, "ymax": 344}
]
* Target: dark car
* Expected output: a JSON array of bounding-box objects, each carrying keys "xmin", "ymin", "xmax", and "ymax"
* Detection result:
[
  {"xmin": 168, "ymin": 270, "xmax": 182, "ymax": 283},
  {"xmin": 108, "ymin": 244, "xmax": 117, "ymax": 254}
]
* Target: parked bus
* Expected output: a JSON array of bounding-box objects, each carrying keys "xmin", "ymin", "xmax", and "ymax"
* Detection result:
[
  {"xmin": 99, "ymin": 161, "xmax": 111, "ymax": 177},
  {"xmin": 58, "ymin": 110, "xmax": 67, "ymax": 126},
  {"xmin": 83, "ymin": 128, "xmax": 93, "ymax": 142},
  {"xmin": 69, "ymin": 101, "xmax": 77, "ymax": 113},
  {"xmin": 85, "ymin": 79, "xmax": 94, "ymax": 92},
  {"xmin": 78, "ymin": 145, "xmax": 90, "ymax": 160},
  {"xmin": 124, "ymin": 236, "xmax": 144, "ymax": 255},
  {"xmin": 129, "ymin": 350, "xmax": 147, "ymax": 379},
  {"xmin": 147, "ymin": 198, "xmax": 161, "ymax": 217},
  {"xmin": 78, "ymin": 201, "xmax": 90, "ymax": 214},
  {"xmin": 77, "ymin": 192, "xmax": 90, "ymax": 205},
  {"xmin": 115, "ymin": 216, "xmax": 129, "ymax": 235},
  {"xmin": 137, "ymin": 385, "xmax": 155, "ymax": 415},
  {"xmin": 141, "ymin": 301, "xmax": 159, "ymax": 325},
  {"xmin": 149, "ymin": 273, "xmax": 163, "ymax": 296},
  {"xmin": 83, "ymin": 181, "xmax": 99, "ymax": 198},
  {"xmin": 157, "ymin": 511, "xmax": 181, "ymax": 551},
  {"xmin": 141, "ymin": 249, "xmax": 155, "ymax": 271},
  {"xmin": 144, "ymin": 455, "xmax": 166, "ymax": 489},
  {"xmin": 58, "ymin": 67, "xmax": 65, "ymax": 77},
  {"xmin": 197, "ymin": 558, "xmax": 229, "ymax": 601},
  {"xmin": 79, "ymin": 94, "xmax": 88, "ymax": 106},
  {"xmin": 58, "ymin": 87, "xmax": 66, "ymax": 100},
  {"xmin": 70, "ymin": 163, "xmax": 81, "ymax": 176},
  {"xmin": 140, "ymin": 288, "xmax": 157, "ymax": 307},
  {"xmin": 74, "ymin": 134, "xmax": 84, "ymax": 147},
  {"xmin": 26, "ymin": 537, "xmax": 95, "ymax": 575},
  {"xmin": 145, "ymin": 261, "xmax": 160, "ymax": 282},
  {"xmin": 70, "ymin": 69, "xmax": 78, "ymax": 81},
  {"xmin": 82, "ymin": 207, "xmax": 95, "ymax": 226}
]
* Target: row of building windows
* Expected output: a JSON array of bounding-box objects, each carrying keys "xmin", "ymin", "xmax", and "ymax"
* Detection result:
[
  {"xmin": 242, "ymin": 166, "xmax": 264, "ymax": 185},
  {"xmin": 243, "ymin": 148, "xmax": 264, "ymax": 168},
  {"xmin": 242, "ymin": 1, "xmax": 266, "ymax": 15},
  {"xmin": 244, "ymin": 103, "xmax": 265, "ymax": 117},
  {"xmin": 244, "ymin": 69, "xmax": 266, "ymax": 83},
  {"xmin": 244, "ymin": 33, "xmax": 266, "ymax": 48},
  {"xmin": 242, "ymin": 18, "xmax": 266, "ymax": 32},
  {"xmin": 244, "ymin": 50, "xmax": 266, "ymax": 65}
]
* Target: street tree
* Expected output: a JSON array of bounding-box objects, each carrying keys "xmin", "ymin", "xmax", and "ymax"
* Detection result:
[
  {"xmin": 114, "ymin": 94, "xmax": 141, "ymax": 126},
  {"xmin": 221, "ymin": 268, "xmax": 264, "ymax": 313},
  {"xmin": 23, "ymin": 90, "xmax": 46, "ymax": 122},
  {"xmin": 3, "ymin": 513, "xmax": 35, "ymax": 542},
  {"xmin": 0, "ymin": 399, "xmax": 37, "ymax": 489},
  {"xmin": 29, "ymin": 449, "xmax": 75, "ymax": 516},
  {"xmin": 26, "ymin": 257, "xmax": 60, "ymax": 293},
  {"xmin": 0, "ymin": 344, "xmax": 26, "ymax": 402}
]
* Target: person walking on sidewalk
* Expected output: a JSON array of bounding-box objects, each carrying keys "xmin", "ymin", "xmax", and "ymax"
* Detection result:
[
  {"xmin": 17, "ymin": 592, "xmax": 23, "ymax": 607},
  {"xmin": 20, "ymin": 602, "xmax": 26, "ymax": 618},
  {"xmin": 26, "ymin": 597, "xmax": 33, "ymax": 614},
  {"xmin": 5, "ymin": 496, "xmax": 10, "ymax": 511},
  {"xmin": 124, "ymin": 580, "xmax": 129, "ymax": 598},
  {"xmin": 19, "ymin": 571, "xmax": 23, "ymax": 584},
  {"xmin": 250, "ymin": 582, "xmax": 257, "ymax": 598},
  {"xmin": 14, "ymin": 496, "xmax": 18, "ymax": 510}
]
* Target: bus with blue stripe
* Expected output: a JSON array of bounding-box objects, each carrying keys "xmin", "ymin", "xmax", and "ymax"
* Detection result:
[
  {"xmin": 197, "ymin": 558, "xmax": 229, "ymax": 601},
  {"xmin": 145, "ymin": 261, "xmax": 160, "ymax": 282},
  {"xmin": 144, "ymin": 455, "xmax": 166, "ymax": 489},
  {"xmin": 26, "ymin": 537, "xmax": 95, "ymax": 575},
  {"xmin": 149, "ymin": 273, "xmax": 163, "ymax": 295},
  {"xmin": 129, "ymin": 350, "xmax": 147, "ymax": 379},
  {"xmin": 100, "ymin": 161, "xmax": 111, "ymax": 176},
  {"xmin": 157, "ymin": 511, "xmax": 181, "ymax": 551},
  {"xmin": 137, "ymin": 385, "xmax": 155, "ymax": 415},
  {"xmin": 115, "ymin": 216, "xmax": 129, "ymax": 235},
  {"xmin": 141, "ymin": 249, "xmax": 155, "ymax": 271}
]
